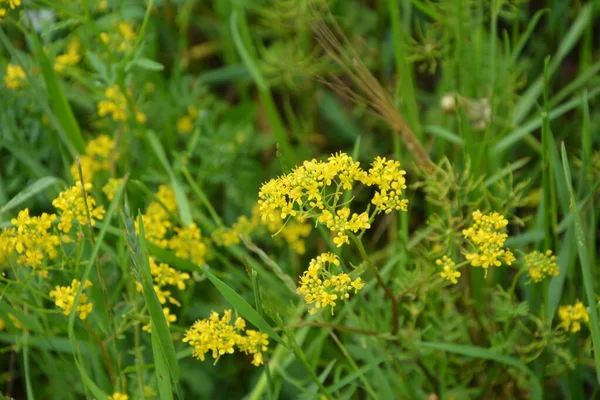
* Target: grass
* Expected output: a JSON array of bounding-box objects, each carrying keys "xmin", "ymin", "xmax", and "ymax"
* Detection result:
[{"xmin": 0, "ymin": 0, "xmax": 599, "ymax": 399}]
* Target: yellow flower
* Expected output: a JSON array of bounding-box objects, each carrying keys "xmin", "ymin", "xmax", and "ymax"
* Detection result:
[
  {"xmin": 177, "ymin": 116, "xmax": 193, "ymax": 134},
  {"xmin": 54, "ymin": 39, "xmax": 81, "ymax": 72},
  {"xmin": 97, "ymin": 85, "xmax": 145, "ymax": 123},
  {"xmin": 4, "ymin": 64, "xmax": 26, "ymax": 90},
  {"xmin": 49, "ymin": 279, "xmax": 93, "ymax": 320},
  {"xmin": 297, "ymin": 253, "xmax": 364, "ymax": 315},
  {"xmin": 3, "ymin": 209, "xmax": 60, "ymax": 273},
  {"xmin": 101, "ymin": 22, "xmax": 136, "ymax": 53},
  {"xmin": 0, "ymin": 0, "xmax": 21, "ymax": 20},
  {"xmin": 143, "ymin": 307, "xmax": 177, "ymax": 333},
  {"xmin": 524, "ymin": 250, "xmax": 559, "ymax": 282},
  {"xmin": 149, "ymin": 257, "xmax": 190, "ymax": 291},
  {"xmin": 168, "ymin": 223, "xmax": 207, "ymax": 265},
  {"xmin": 70, "ymin": 135, "xmax": 117, "ymax": 182},
  {"xmin": 462, "ymin": 210, "xmax": 513, "ymax": 275},
  {"xmin": 52, "ymin": 183, "xmax": 105, "ymax": 234},
  {"xmin": 182, "ymin": 309, "xmax": 269, "ymax": 366},
  {"xmin": 108, "ymin": 393, "xmax": 128, "ymax": 400},
  {"xmin": 362, "ymin": 157, "xmax": 408, "ymax": 213},
  {"xmin": 558, "ymin": 300, "xmax": 589, "ymax": 333},
  {"xmin": 137, "ymin": 185, "xmax": 177, "ymax": 248},
  {"xmin": 102, "ymin": 178, "xmax": 124, "ymax": 200},
  {"xmin": 437, "ymin": 256, "xmax": 461, "ymax": 284}
]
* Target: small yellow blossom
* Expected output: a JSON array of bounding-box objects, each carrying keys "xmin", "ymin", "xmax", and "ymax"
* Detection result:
[
  {"xmin": 143, "ymin": 307, "xmax": 177, "ymax": 333},
  {"xmin": 297, "ymin": 252, "xmax": 364, "ymax": 315},
  {"xmin": 97, "ymin": 85, "xmax": 146, "ymax": 123},
  {"xmin": 524, "ymin": 250, "xmax": 559, "ymax": 283},
  {"xmin": 0, "ymin": 0, "xmax": 20, "ymax": 20},
  {"xmin": 101, "ymin": 22, "xmax": 136, "ymax": 53},
  {"xmin": 102, "ymin": 178, "xmax": 124, "ymax": 200},
  {"xmin": 54, "ymin": 39, "xmax": 81, "ymax": 72},
  {"xmin": 49, "ymin": 279, "xmax": 93, "ymax": 320},
  {"xmin": 2, "ymin": 209, "xmax": 60, "ymax": 273},
  {"xmin": 168, "ymin": 223, "xmax": 207, "ymax": 265},
  {"xmin": 558, "ymin": 300, "xmax": 589, "ymax": 333},
  {"xmin": 318, "ymin": 208, "xmax": 370, "ymax": 248},
  {"xmin": 71, "ymin": 135, "xmax": 117, "ymax": 182},
  {"xmin": 4, "ymin": 64, "xmax": 26, "ymax": 90},
  {"xmin": 462, "ymin": 210, "xmax": 514, "ymax": 275},
  {"xmin": 183, "ymin": 309, "xmax": 269, "ymax": 366},
  {"xmin": 52, "ymin": 183, "xmax": 105, "ymax": 234},
  {"xmin": 149, "ymin": 257, "xmax": 190, "ymax": 291},
  {"xmin": 108, "ymin": 393, "xmax": 128, "ymax": 400},
  {"xmin": 437, "ymin": 256, "xmax": 461, "ymax": 284},
  {"xmin": 138, "ymin": 185, "xmax": 177, "ymax": 248},
  {"xmin": 362, "ymin": 157, "xmax": 409, "ymax": 213},
  {"xmin": 8, "ymin": 314, "xmax": 22, "ymax": 329}
]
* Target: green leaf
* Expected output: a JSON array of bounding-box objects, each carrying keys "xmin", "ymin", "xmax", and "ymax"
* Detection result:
[
  {"xmin": 202, "ymin": 266, "xmax": 288, "ymax": 348},
  {"xmin": 0, "ymin": 177, "xmax": 61, "ymax": 214},
  {"xmin": 128, "ymin": 57, "xmax": 165, "ymax": 72},
  {"xmin": 152, "ymin": 328, "xmax": 174, "ymax": 400}
]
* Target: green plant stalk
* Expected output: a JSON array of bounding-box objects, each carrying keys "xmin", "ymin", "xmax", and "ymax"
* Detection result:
[
  {"xmin": 230, "ymin": 10, "xmax": 297, "ymax": 167},
  {"xmin": 560, "ymin": 143, "xmax": 600, "ymax": 383},
  {"xmin": 251, "ymin": 270, "xmax": 274, "ymax": 400}
]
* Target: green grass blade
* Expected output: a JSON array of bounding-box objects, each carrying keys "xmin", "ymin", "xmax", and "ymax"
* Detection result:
[
  {"xmin": 201, "ymin": 266, "xmax": 288, "ymax": 348},
  {"xmin": 417, "ymin": 342, "xmax": 542, "ymax": 400},
  {"xmin": 146, "ymin": 130, "xmax": 192, "ymax": 226},
  {"xmin": 152, "ymin": 328, "xmax": 174, "ymax": 400},
  {"xmin": 0, "ymin": 176, "xmax": 62, "ymax": 214},
  {"xmin": 424, "ymin": 125, "xmax": 464, "ymax": 145},
  {"xmin": 27, "ymin": 30, "xmax": 86, "ymax": 155},
  {"xmin": 510, "ymin": 9, "xmax": 549, "ymax": 65},
  {"xmin": 560, "ymin": 143, "xmax": 600, "ymax": 383}
]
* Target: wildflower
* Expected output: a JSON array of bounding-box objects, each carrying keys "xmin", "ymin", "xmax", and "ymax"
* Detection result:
[
  {"xmin": 97, "ymin": 85, "xmax": 146, "ymax": 123},
  {"xmin": 100, "ymin": 22, "xmax": 136, "ymax": 53},
  {"xmin": 182, "ymin": 309, "xmax": 269, "ymax": 366},
  {"xmin": 8, "ymin": 314, "xmax": 22, "ymax": 329},
  {"xmin": 558, "ymin": 300, "xmax": 589, "ymax": 333},
  {"xmin": 149, "ymin": 257, "xmax": 190, "ymax": 291},
  {"xmin": 524, "ymin": 250, "xmax": 559, "ymax": 283},
  {"xmin": 49, "ymin": 279, "xmax": 93, "ymax": 320},
  {"xmin": 176, "ymin": 107, "xmax": 198, "ymax": 134},
  {"xmin": 3, "ymin": 209, "xmax": 60, "ymax": 274},
  {"xmin": 108, "ymin": 393, "xmax": 128, "ymax": 400},
  {"xmin": 0, "ymin": 0, "xmax": 21, "ymax": 21},
  {"xmin": 168, "ymin": 223, "xmax": 207, "ymax": 265},
  {"xmin": 52, "ymin": 183, "xmax": 105, "ymax": 234},
  {"xmin": 54, "ymin": 39, "xmax": 81, "ymax": 72},
  {"xmin": 297, "ymin": 253, "xmax": 364, "ymax": 315},
  {"xmin": 462, "ymin": 210, "xmax": 514, "ymax": 275},
  {"xmin": 4, "ymin": 64, "xmax": 26, "ymax": 90},
  {"xmin": 143, "ymin": 307, "xmax": 177, "ymax": 333},
  {"xmin": 318, "ymin": 208, "xmax": 370, "ymax": 248},
  {"xmin": 362, "ymin": 157, "xmax": 409, "ymax": 213},
  {"xmin": 102, "ymin": 178, "xmax": 124, "ymax": 200},
  {"xmin": 437, "ymin": 256, "xmax": 461, "ymax": 284},
  {"xmin": 70, "ymin": 135, "xmax": 117, "ymax": 182},
  {"xmin": 138, "ymin": 185, "xmax": 177, "ymax": 248}
]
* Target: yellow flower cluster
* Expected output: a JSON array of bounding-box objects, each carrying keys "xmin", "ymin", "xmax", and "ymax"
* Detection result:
[
  {"xmin": 558, "ymin": 300, "xmax": 589, "ymax": 333},
  {"xmin": 524, "ymin": 250, "xmax": 559, "ymax": 283},
  {"xmin": 97, "ymin": 85, "xmax": 146, "ymax": 123},
  {"xmin": 52, "ymin": 183, "xmax": 105, "ymax": 234},
  {"xmin": 4, "ymin": 64, "xmax": 25, "ymax": 90},
  {"xmin": 297, "ymin": 252, "xmax": 365, "ymax": 315},
  {"xmin": 102, "ymin": 177, "xmax": 124, "ymax": 200},
  {"xmin": 0, "ymin": 0, "xmax": 20, "ymax": 20},
  {"xmin": 462, "ymin": 210, "xmax": 515, "ymax": 273},
  {"xmin": 70, "ymin": 134, "xmax": 117, "ymax": 182},
  {"xmin": 182, "ymin": 309, "xmax": 269, "ymax": 366},
  {"xmin": 108, "ymin": 393, "xmax": 128, "ymax": 400},
  {"xmin": 100, "ymin": 22, "xmax": 136, "ymax": 53},
  {"xmin": 142, "ymin": 307, "xmax": 177, "ymax": 333},
  {"xmin": 437, "ymin": 255, "xmax": 461, "ymax": 284},
  {"xmin": 149, "ymin": 257, "xmax": 190, "ymax": 291},
  {"xmin": 49, "ymin": 279, "xmax": 93, "ymax": 320},
  {"xmin": 212, "ymin": 204, "xmax": 312, "ymax": 254},
  {"xmin": 139, "ymin": 185, "xmax": 178, "ymax": 248},
  {"xmin": 169, "ymin": 223, "xmax": 207, "ymax": 265},
  {"xmin": 258, "ymin": 153, "xmax": 407, "ymax": 248},
  {"xmin": 176, "ymin": 106, "xmax": 199, "ymax": 134},
  {"xmin": 54, "ymin": 39, "xmax": 81, "ymax": 73},
  {"xmin": 0, "ymin": 210, "xmax": 59, "ymax": 274}
]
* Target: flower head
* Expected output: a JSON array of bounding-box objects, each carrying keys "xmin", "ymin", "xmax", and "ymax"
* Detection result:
[
  {"xmin": 524, "ymin": 250, "xmax": 559, "ymax": 283},
  {"xmin": 52, "ymin": 183, "xmax": 105, "ymax": 234},
  {"xmin": 558, "ymin": 300, "xmax": 589, "ymax": 333},
  {"xmin": 437, "ymin": 255, "xmax": 461, "ymax": 284},
  {"xmin": 49, "ymin": 279, "xmax": 93, "ymax": 320},
  {"xmin": 4, "ymin": 64, "xmax": 26, "ymax": 90}
]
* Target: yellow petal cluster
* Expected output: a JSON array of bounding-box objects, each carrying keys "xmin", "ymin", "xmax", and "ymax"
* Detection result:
[
  {"xmin": 149, "ymin": 257, "xmax": 190, "ymax": 291},
  {"xmin": 102, "ymin": 177, "xmax": 124, "ymax": 200},
  {"xmin": 183, "ymin": 309, "xmax": 269, "ymax": 366},
  {"xmin": 362, "ymin": 156, "xmax": 409, "ymax": 213},
  {"xmin": 176, "ymin": 106, "xmax": 199, "ymax": 134},
  {"xmin": 318, "ymin": 208, "xmax": 370, "ymax": 247},
  {"xmin": 97, "ymin": 85, "xmax": 146, "ymax": 123},
  {"xmin": 100, "ymin": 22, "xmax": 136, "ymax": 53},
  {"xmin": 462, "ymin": 210, "xmax": 514, "ymax": 273},
  {"xmin": 49, "ymin": 279, "xmax": 93, "ymax": 320},
  {"xmin": 54, "ymin": 39, "xmax": 81, "ymax": 72},
  {"xmin": 297, "ymin": 252, "xmax": 365, "ymax": 315},
  {"xmin": 0, "ymin": 0, "xmax": 21, "ymax": 19},
  {"xmin": 558, "ymin": 300, "xmax": 589, "ymax": 333},
  {"xmin": 1, "ymin": 209, "xmax": 60, "ymax": 274},
  {"xmin": 108, "ymin": 393, "xmax": 128, "ymax": 400},
  {"xmin": 169, "ymin": 223, "xmax": 207, "ymax": 266},
  {"xmin": 70, "ymin": 134, "xmax": 117, "ymax": 182},
  {"xmin": 4, "ymin": 64, "xmax": 26, "ymax": 90},
  {"xmin": 437, "ymin": 255, "xmax": 461, "ymax": 284},
  {"xmin": 52, "ymin": 183, "xmax": 105, "ymax": 234},
  {"xmin": 143, "ymin": 307, "xmax": 177, "ymax": 333},
  {"xmin": 138, "ymin": 185, "xmax": 177, "ymax": 248},
  {"xmin": 524, "ymin": 250, "xmax": 559, "ymax": 283}
]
